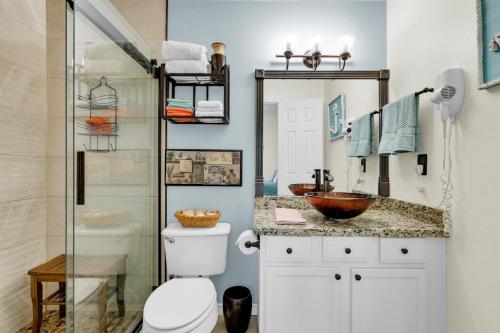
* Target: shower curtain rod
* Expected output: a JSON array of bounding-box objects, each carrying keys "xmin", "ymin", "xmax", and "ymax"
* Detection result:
[{"xmin": 66, "ymin": 0, "xmax": 157, "ymax": 75}]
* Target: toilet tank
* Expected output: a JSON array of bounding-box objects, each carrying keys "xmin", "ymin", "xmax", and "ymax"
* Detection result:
[{"xmin": 162, "ymin": 223, "xmax": 231, "ymax": 277}]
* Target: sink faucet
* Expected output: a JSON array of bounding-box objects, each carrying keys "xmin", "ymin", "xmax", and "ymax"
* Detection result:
[
  {"xmin": 323, "ymin": 169, "xmax": 334, "ymax": 192},
  {"xmin": 312, "ymin": 169, "xmax": 322, "ymax": 191}
]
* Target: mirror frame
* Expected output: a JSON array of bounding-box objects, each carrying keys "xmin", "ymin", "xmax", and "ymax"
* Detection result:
[{"xmin": 254, "ymin": 69, "xmax": 391, "ymax": 197}]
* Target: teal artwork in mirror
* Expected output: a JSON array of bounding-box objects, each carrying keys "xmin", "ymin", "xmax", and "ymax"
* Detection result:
[
  {"xmin": 477, "ymin": 0, "xmax": 500, "ymax": 89},
  {"xmin": 328, "ymin": 93, "xmax": 346, "ymax": 140}
]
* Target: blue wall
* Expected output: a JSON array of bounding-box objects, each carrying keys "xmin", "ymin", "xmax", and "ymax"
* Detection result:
[{"xmin": 167, "ymin": 0, "xmax": 387, "ymax": 302}]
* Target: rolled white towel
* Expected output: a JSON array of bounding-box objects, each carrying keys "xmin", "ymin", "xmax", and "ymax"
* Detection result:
[
  {"xmin": 198, "ymin": 100, "xmax": 223, "ymax": 108},
  {"xmin": 162, "ymin": 40, "xmax": 208, "ymax": 61},
  {"xmin": 165, "ymin": 59, "xmax": 209, "ymax": 74}
]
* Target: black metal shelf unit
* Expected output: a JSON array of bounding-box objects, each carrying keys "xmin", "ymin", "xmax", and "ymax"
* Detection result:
[{"xmin": 163, "ymin": 65, "xmax": 230, "ymax": 124}]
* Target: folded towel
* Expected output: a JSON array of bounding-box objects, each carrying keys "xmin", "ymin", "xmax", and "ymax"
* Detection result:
[
  {"xmin": 393, "ymin": 94, "xmax": 421, "ymax": 153},
  {"xmin": 347, "ymin": 113, "xmax": 376, "ymax": 158},
  {"xmin": 198, "ymin": 100, "xmax": 223, "ymax": 108},
  {"xmin": 195, "ymin": 110, "xmax": 224, "ymax": 117},
  {"xmin": 165, "ymin": 59, "xmax": 209, "ymax": 74},
  {"xmin": 165, "ymin": 107, "xmax": 193, "ymax": 118},
  {"xmin": 162, "ymin": 40, "xmax": 208, "ymax": 61},
  {"xmin": 167, "ymin": 99, "xmax": 194, "ymax": 111},
  {"xmin": 275, "ymin": 208, "xmax": 306, "ymax": 225},
  {"xmin": 378, "ymin": 101, "xmax": 400, "ymax": 156}
]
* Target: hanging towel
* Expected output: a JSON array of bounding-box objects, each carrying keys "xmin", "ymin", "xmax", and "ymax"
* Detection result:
[
  {"xmin": 165, "ymin": 60, "xmax": 209, "ymax": 74},
  {"xmin": 162, "ymin": 40, "xmax": 208, "ymax": 61},
  {"xmin": 198, "ymin": 100, "xmax": 223, "ymax": 108},
  {"xmin": 393, "ymin": 94, "xmax": 421, "ymax": 153},
  {"xmin": 347, "ymin": 113, "xmax": 376, "ymax": 158},
  {"xmin": 378, "ymin": 101, "xmax": 400, "ymax": 156}
]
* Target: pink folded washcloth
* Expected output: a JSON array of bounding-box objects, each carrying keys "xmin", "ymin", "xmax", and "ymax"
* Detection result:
[{"xmin": 275, "ymin": 208, "xmax": 307, "ymax": 225}]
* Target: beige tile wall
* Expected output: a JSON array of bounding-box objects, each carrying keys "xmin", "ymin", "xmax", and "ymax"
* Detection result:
[
  {"xmin": 110, "ymin": 0, "xmax": 166, "ymax": 60},
  {"xmin": 0, "ymin": 0, "xmax": 48, "ymax": 331}
]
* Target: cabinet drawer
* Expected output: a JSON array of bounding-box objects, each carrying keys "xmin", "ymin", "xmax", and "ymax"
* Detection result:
[
  {"xmin": 266, "ymin": 237, "xmax": 312, "ymax": 263},
  {"xmin": 323, "ymin": 237, "xmax": 371, "ymax": 262},
  {"xmin": 380, "ymin": 238, "xmax": 426, "ymax": 264}
]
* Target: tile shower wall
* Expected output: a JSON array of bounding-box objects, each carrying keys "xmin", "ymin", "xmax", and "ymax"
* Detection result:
[
  {"xmin": 0, "ymin": 1, "xmax": 48, "ymax": 331},
  {"xmin": 168, "ymin": 0, "xmax": 387, "ymax": 302}
]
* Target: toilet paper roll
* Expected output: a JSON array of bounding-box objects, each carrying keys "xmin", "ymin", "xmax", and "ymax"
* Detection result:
[{"xmin": 235, "ymin": 230, "xmax": 258, "ymax": 255}]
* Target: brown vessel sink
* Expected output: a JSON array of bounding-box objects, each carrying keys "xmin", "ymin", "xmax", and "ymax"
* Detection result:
[
  {"xmin": 304, "ymin": 192, "xmax": 376, "ymax": 219},
  {"xmin": 288, "ymin": 184, "xmax": 333, "ymax": 196}
]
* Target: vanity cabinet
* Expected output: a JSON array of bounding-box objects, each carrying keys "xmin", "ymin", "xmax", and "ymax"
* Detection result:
[
  {"xmin": 258, "ymin": 236, "xmax": 446, "ymax": 333},
  {"xmin": 265, "ymin": 267, "xmax": 342, "ymax": 333}
]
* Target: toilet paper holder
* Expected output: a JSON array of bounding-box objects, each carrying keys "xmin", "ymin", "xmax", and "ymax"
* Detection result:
[{"xmin": 245, "ymin": 240, "xmax": 260, "ymax": 249}]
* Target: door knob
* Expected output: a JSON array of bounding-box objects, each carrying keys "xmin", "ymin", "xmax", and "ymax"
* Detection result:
[
  {"xmin": 335, "ymin": 274, "xmax": 341, "ymax": 280},
  {"xmin": 345, "ymin": 248, "xmax": 351, "ymax": 254},
  {"xmin": 286, "ymin": 248, "xmax": 293, "ymax": 254},
  {"xmin": 355, "ymin": 274, "xmax": 362, "ymax": 281}
]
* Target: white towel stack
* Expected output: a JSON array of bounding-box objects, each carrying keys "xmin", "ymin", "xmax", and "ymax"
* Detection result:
[
  {"xmin": 162, "ymin": 40, "xmax": 210, "ymax": 74},
  {"xmin": 196, "ymin": 100, "xmax": 224, "ymax": 117}
]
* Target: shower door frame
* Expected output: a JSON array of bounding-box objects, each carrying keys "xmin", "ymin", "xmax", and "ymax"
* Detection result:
[{"xmin": 66, "ymin": 0, "xmax": 163, "ymax": 332}]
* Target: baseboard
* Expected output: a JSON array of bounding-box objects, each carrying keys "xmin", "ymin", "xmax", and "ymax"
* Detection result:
[{"xmin": 218, "ymin": 303, "xmax": 258, "ymax": 316}]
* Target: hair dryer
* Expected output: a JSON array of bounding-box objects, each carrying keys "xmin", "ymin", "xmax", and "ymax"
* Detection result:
[{"xmin": 430, "ymin": 68, "xmax": 464, "ymax": 123}]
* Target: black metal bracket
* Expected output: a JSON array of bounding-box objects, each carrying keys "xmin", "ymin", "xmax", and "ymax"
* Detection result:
[
  {"xmin": 417, "ymin": 154, "xmax": 428, "ymax": 175},
  {"xmin": 245, "ymin": 241, "xmax": 260, "ymax": 249},
  {"xmin": 415, "ymin": 87, "xmax": 434, "ymax": 96},
  {"xmin": 360, "ymin": 158, "xmax": 367, "ymax": 173}
]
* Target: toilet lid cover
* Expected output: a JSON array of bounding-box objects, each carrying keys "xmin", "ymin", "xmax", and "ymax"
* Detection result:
[{"xmin": 144, "ymin": 278, "xmax": 216, "ymax": 330}]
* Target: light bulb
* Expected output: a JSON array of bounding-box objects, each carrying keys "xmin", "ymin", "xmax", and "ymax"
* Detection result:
[
  {"xmin": 311, "ymin": 36, "xmax": 323, "ymax": 52},
  {"xmin": 284, "ymin": 34, "xmax": 296, "ymax": 52},
  {"xmin": 338, "ymin": 34, "xmax": 355, "ymax": 54}
]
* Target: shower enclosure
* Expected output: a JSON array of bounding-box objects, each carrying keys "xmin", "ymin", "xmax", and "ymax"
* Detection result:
[{"xmin": 66, "ymin": 0, "xmax": 160, "ymax": 332}]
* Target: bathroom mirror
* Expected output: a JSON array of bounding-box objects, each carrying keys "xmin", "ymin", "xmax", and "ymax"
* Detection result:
[{"xmin": 255, "ymin": 69, "xmax": 390, "ymax": 197}]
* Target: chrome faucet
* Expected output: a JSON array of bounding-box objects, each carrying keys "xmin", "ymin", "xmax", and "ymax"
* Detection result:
[{"xmin": 323, "ymin": 169, "xmax": 334, "ymax": 192}]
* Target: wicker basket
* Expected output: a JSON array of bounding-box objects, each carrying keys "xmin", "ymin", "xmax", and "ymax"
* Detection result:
[{"xmin": 174, "ymin": 210, "xmax": 221, "ymax": 228}]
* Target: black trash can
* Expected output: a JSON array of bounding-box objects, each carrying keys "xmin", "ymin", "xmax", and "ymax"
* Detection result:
[{"xmin": 223, "ymin": 286, "xmax": 252, "ymax": 333}]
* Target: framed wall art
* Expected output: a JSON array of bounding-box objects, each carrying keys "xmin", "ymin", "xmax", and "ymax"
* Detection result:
[
  {"xmin": 477, "ymin": 0, "xmax": 500, "ymax": 89},
  {"xmin": 328, "ymin": 93, "xmax": 346, "ymax": 140},
  {"xmin": 166, "ymin": 149, "xmax": 242, "ymax": 186}
]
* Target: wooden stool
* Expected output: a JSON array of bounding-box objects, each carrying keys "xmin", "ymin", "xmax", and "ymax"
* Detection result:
[{"xmin": 28, "ymin": 254, "xmax": 126, "ymax": 333}]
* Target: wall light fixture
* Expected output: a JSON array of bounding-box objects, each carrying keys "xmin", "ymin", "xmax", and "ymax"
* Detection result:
[{"xmin": 276, "ymin": 34, "xmax": 355, "ymax": 71}]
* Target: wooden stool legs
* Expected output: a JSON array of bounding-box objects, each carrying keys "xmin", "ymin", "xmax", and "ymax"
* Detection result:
[{"xmin": 30, "ymin": 277, "xmax": 43, "ymax": 333}]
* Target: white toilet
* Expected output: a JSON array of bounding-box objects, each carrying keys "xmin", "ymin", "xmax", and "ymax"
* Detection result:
[{"xmin": 142, "ymin": 223, "xmax": 231, "ymax": 333}]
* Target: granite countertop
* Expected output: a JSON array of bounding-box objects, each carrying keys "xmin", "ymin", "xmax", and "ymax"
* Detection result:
[{"xmin": 253, "ymin": 195, "xmax": 448, "ymax": 238}]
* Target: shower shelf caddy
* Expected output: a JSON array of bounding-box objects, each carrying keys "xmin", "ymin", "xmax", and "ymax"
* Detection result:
[
  {"xmin": 163, "ymin": 65, "xmax": 230, "ymax": 125},
  {"xmin": 77, "ymin": 77, "xmax": 119, "ymax": 152}
]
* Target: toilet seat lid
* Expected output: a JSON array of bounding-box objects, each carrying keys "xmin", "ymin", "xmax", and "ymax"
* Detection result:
[{"xmin": 144, "ymin": 278, "xmax": 216, "ymax": 331}]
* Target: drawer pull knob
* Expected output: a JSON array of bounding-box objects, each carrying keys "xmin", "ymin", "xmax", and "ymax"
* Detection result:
[
  {"xmin": 335, "ymin": 274, "xmax": 341, "ymax": 280},
  {"xmin": 355, "ymin": 274, "xmax": 362, "ymax": 281},
  {"xmin": 345, "ymin": 248, "xmax": 351, "ymax": 254},
  {"xmin": 286, "ymin": 248, "xmax": 293, "ymax": 254},
  {"xmin": 401, "ymin": 248, "xmax": 409, "ymax": 255}
]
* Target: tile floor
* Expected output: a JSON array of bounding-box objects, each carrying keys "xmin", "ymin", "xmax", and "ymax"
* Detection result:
[
  {"xmin": 17, "ymin": 311, "xmax": 259, "ymax": 333},
  {"xmin": 17, "ymin": 310, "xmax": 139, "ymax": 333},
  {"xmin": 212, "ymin": 316, "xmax": 258, "ymax": 333}
]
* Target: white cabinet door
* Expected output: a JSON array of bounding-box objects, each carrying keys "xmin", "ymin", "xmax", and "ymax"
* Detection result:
[
  {"xmin": 351, "ymin": 269, "xmax": 426, "ymax": 333},
  {"xmin": 265, "ymin": 267, "xmax": 342, "ymax": 333}
]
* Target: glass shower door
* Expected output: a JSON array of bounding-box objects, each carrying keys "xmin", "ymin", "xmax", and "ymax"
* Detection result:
[{"xmin": 67, "ymin": 1, "xmax": 158, "ymax": 332}]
